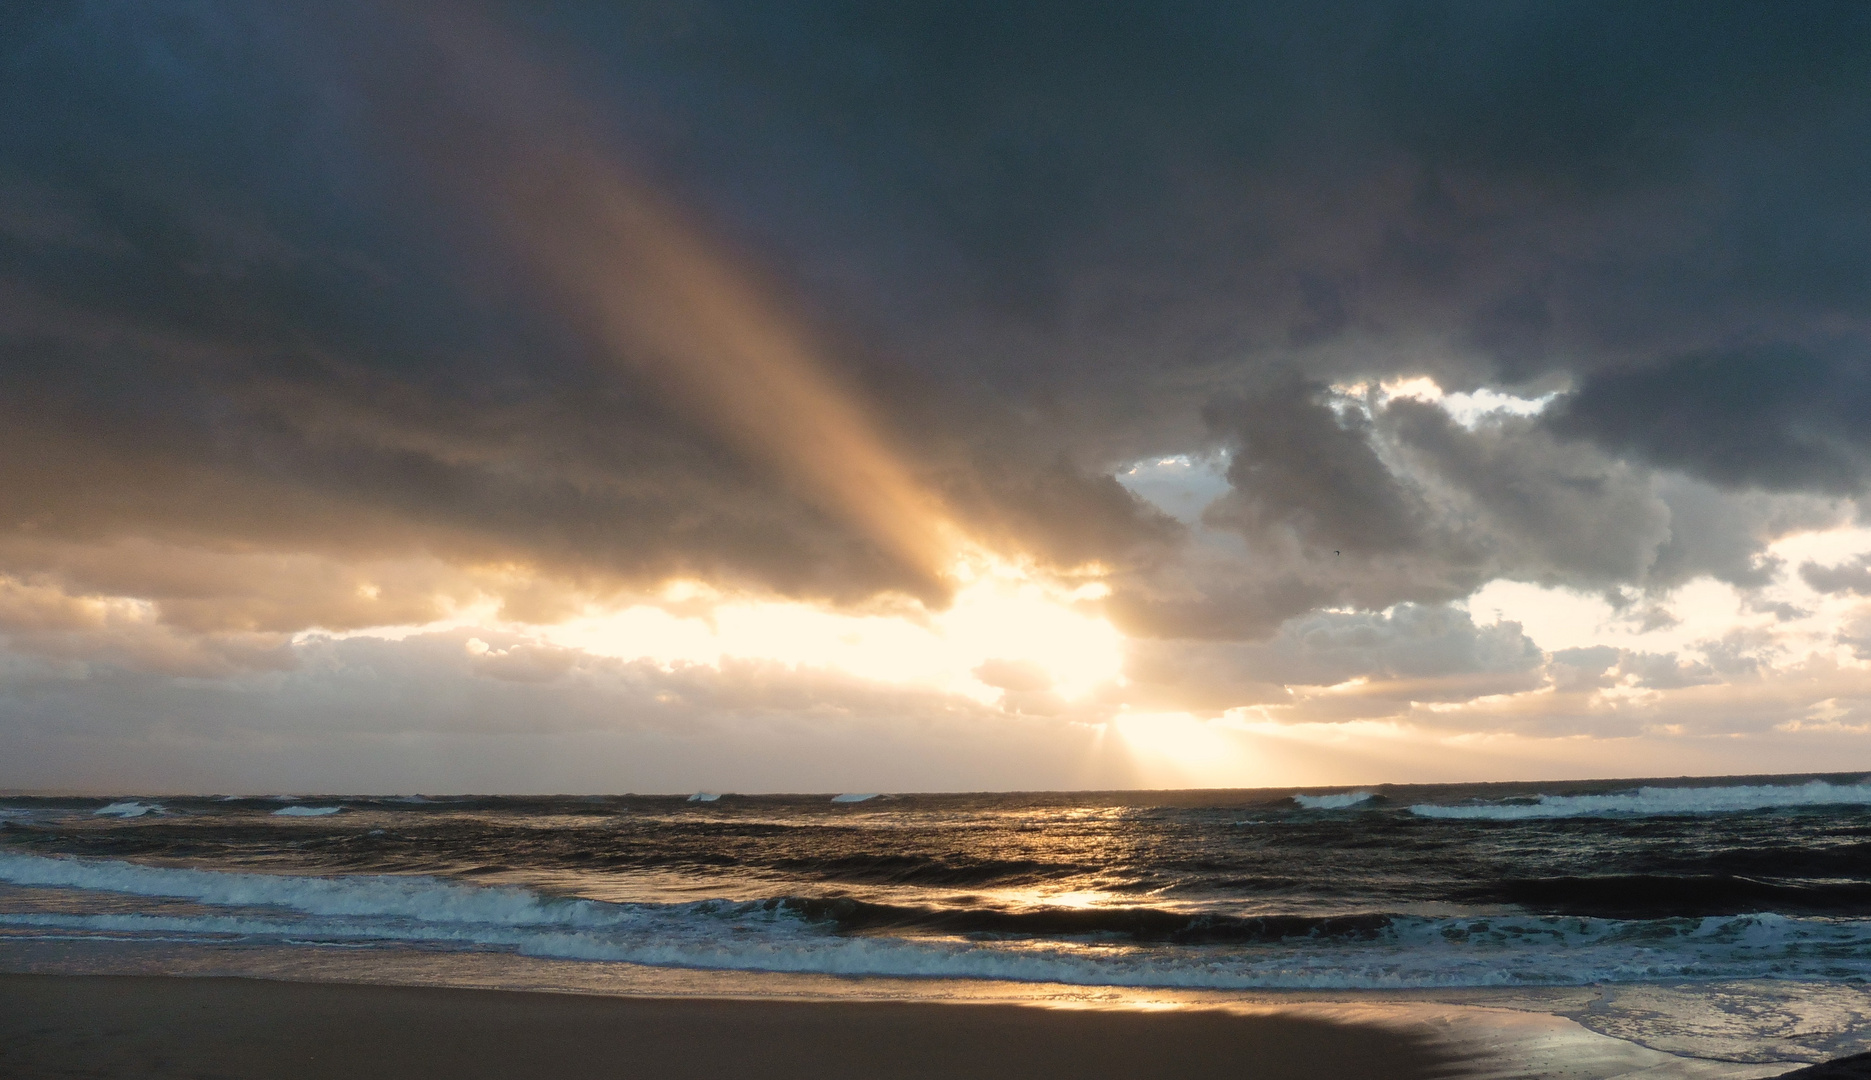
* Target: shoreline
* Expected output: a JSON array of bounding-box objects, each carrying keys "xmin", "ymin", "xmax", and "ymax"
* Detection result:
[
  {"xmin": 0, "ymin": 969, "xmax": 1811, "ymax": 1080},
  {"xmin": 0, "ymin": 973, "xmax": 1460, "ymax": 1080}
]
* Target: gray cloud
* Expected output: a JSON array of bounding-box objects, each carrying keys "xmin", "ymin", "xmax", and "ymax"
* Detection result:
[
  {"xmin": 1205, "ymin": 378, "xmax": 1425, "ymax": 558},
  {"xmin": 1548, "ymin": 646, "xmax": 1621, "ymax": 693},
  {"xmin": 1384, "ymin": 399, "xmax": 1670, "ymax": 585},
  {"xmin": 1618, "ymin": 651, "xmax": 1721, "ymax": 691},
  {"xmin": 1117, "ymin": 379, "xmax": 1675, "ymax": 638},
  {"xmin": 1646, "ymin": 476, "xmax": 1845, "ymax": 591},
  {"xmin": 1801, "ymin": 556, "xmax": 1871, "ymax": 597},
  {"xmin": 1547, "ymin": 646, "xmax": 1719, "ymax": 694},
  {"xmin": 1124, "ymin": 603, "xmax": 1544, "ymax": 716}
]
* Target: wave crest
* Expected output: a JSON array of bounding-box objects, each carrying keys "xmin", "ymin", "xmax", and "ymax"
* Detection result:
[
  {"xmin": 1294, "ymin": 792, "xmax": 1374, "ymax": 810},
  {"xmin": 1411, "ymin": 780, "xmax": 1871, "ymax": 819}
]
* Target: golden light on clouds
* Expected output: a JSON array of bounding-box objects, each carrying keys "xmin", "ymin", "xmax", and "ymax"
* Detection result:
[
  {"xmin": 401, "ymin": 31, "xmax": 1147, "ymax": 691},
  {"xmin": 266, "ymin": 508, "xmax": 1871, "ymax": 793},
  {"xmin": 512, "ymin": 173, "xmax": 967, "ymax": 594},
  {"xmin": 537, "ymin": 553, "xmax": 1125, "ymax": 704},
  {"xmin": 1467, "ymin": 523, "xmax": 1871, "ymax": 664},
  {"xmin": 414, "ymin": 13, "xmax": 966, "ymax": 597}
]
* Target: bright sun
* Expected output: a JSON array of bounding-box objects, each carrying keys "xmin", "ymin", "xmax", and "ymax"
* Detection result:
[{"xmin": 534, "ymin": 554, "xmax": 1125, "ymax": 703}]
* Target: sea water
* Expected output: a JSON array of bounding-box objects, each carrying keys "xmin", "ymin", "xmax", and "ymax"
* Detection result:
[{"xmin": 5, "ymin": 775, "xmax": 1871, "ymax": 1067}]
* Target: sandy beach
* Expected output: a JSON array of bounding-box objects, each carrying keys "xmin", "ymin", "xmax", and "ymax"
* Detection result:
[{"xmin": 0, "ymin": 973, "xmax": 1463, "ymax": 1080}]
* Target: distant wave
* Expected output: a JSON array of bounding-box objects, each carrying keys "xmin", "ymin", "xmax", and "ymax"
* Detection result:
[
  {"xmin": 1293, "ymin": 792, "xmax": 1374, "ymax": 810},
  {"xmin": 272, "ymin": 806, "xmax": 342, "ymax": 817},
  {"xmin": 1410, "ymin": 780, "xmax": 1871, "ymax": 819}
]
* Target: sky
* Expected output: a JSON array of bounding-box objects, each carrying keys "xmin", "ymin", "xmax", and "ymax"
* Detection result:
[{"xmin": 6, "ymin": 1, "xmax": 1871, "ymax": 793}]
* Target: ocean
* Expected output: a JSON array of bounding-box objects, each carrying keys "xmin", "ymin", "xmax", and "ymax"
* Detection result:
[{"xmin": 6, "ymin": 773, "xmax": 1871, "ymax": 1068}]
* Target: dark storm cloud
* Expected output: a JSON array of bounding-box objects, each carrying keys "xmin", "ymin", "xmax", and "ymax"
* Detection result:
[
  {"xmin": 0, "ymin": 1, "xmax": 1144, "ymax": 613},
  {"xmin": 1550, "ymin": 345, "xmax": 1871, "ymax": 495},
  {"xmin": 5, "ymin": 0, "xmax": 1871, "ymax": 644},
  {"xmin": 538, "ymin": 0, "xmax": 1871, "ymax": 576},
  {"xmin": 539, "ymin": 0, "xmax": 1871, "ymax": 396}
]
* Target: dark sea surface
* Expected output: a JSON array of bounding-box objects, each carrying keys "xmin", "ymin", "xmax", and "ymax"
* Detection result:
[{"xmin": 5, "ymin": 773, "xmax": 1871, "ymax": 998}]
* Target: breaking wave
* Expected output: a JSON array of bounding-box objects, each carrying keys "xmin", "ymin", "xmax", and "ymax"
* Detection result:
[
  {"xmin": 1409, "ymin": 780, "xmax": 1871, "ymax": 820},
  {"xmin": 1294, "ymin": 792, "xmax": 1374, "ymax": 810},
  {"xmin": 92, "ymin": 802, "xmax": 162, "ymax": 818}
]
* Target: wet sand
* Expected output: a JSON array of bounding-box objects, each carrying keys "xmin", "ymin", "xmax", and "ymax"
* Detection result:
[
  {"xmin": 1774, "ymin": 1054, "xmax": 1871, "ymax": 1079},
  {"xmin": 0, "ymin": 973, "xmax": 1460, "ymax": 1079}
]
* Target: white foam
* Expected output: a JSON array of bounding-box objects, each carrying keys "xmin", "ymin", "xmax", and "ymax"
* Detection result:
[
  {"xmin": 1294, "ymin": 792, "xmax": 1374, "ymax": 810},
  {"xmin": 92, "ymin": 802, "xmax": 161, "ymax": 818},
  {"xmin": 272, "ymin": 806, "xmax": 342, "ymax": 817},
  {"xmin": 831, "ymin": 794, "xmax": 877, "ymax": 803},
  {"xmin": 1411, "ymin": 779, "xmax": 1871, "ymax": 819},
  {"xmin": 0, "ymin": 853, "xmax": 637, "ymax": 929},
  {"xmin": 687, "ymin": 793, "xmax": 720, "ymax": 802}
]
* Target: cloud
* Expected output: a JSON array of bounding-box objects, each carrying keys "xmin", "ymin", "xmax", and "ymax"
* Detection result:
[
  {"xmin": 1114, "ymin": 379, "xmax": 1673, "ymax": 638},
  {"xmin": 0, "ymin": 630, "xmax": 1143, "ymax": 793},
  {"xmin": 1646, "ymin": 476, "xmax": 1845, "ymax": 590},
  {"xmin": 1616, "ymin": 650, "xmax": 1721, "ymax": 691},
  {"xmin": 1547, "ymin": 645, "xmax": 1718, "ymax": 694},
  {"xmin": 1801, "ymin": 556, "xmax": 1871, "ymax": 596},
  {"xmin": 1123, "ymin": 603, "xmax": 1544, "ymax": 716},
  {"xmin": 0, "ymin": 576, "xmax": 294, "ymax": 678},
  {"xmin": 1384, "ymin": 397, "xmax": 1670, "ymax": 585},
  {"xmin": 7, "ymin": 2, "xmax": 1871, "ymax": 786},
  {"xmin": 1205, "ymin": 376, "xmax": 1425, "ymax": 557},
  {"xmin": 1551, "ymin": 345, "xmax": 1871, "ymax": 495}
]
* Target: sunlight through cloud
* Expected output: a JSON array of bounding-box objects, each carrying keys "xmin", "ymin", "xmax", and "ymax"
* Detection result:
[{"xmin": 533, "ymin": 554, "xmax": 1125, "ymax": 703}]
